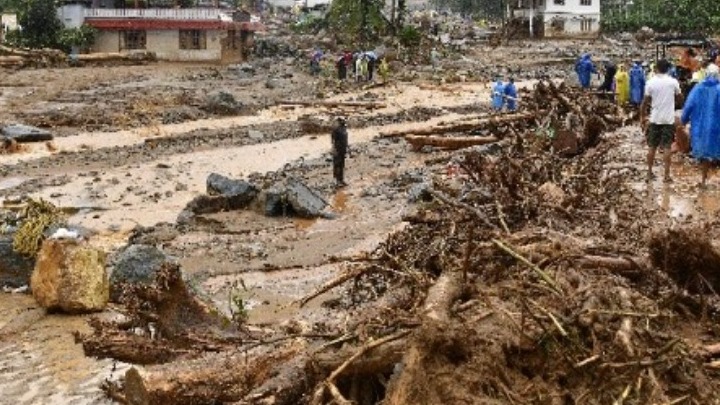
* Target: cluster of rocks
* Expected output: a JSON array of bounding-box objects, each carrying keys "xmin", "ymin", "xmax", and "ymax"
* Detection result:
[{"xmin": 178, "ymin": 172, "xmax": 331, "ymax": 224}]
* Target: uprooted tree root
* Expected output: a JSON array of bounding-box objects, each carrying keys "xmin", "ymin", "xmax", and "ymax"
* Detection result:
[{"xmin": 82, "ymin": 84, "xmax": 720, "ymax": 405}]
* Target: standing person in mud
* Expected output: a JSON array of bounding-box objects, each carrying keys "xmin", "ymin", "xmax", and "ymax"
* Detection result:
[
  {"xmin": 641, "ymin": 59, "xmax": 682, "ymax": 183},
  {"xmin": 629, "ymin": 61, "xmax": 646, "ymax": 106},
  {"xmin": 575, "ymin": 53, "xmax": 596, "ymax": 90},
  {"xmin": 504, "ymin": 78, "xmax": 518, "ymax": 112},
  {"xmin": 491, "ymin": 77, "xmax": 505, "ymax": 111},
  {"xmin": 336, "ymin": 54, "xmax": 347, "ymax": 80},
  {"xmin": 615, "ymin": 64, "xmax": 630, "ymax": 106},
  {"xmin": 598, "ymin": 60, "xmax": 617, "ymax": 96},
  {"xmin": 331, "ymin": 117, "xmax": 349, "ymax": 188},
  {"xmin": 681, "ymin": 64, "xmax": 720, "ymax": 189}
]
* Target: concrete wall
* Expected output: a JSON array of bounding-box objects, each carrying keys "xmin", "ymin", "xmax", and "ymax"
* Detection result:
[
  {"xmin": 92, "ymin": 29, "xmax": 224, "ymax": 62},
  {"xmin": 543, "ymin": 11, "xmax": 600, "ymax": 36},
  {"xmin": 57, "ymin": 4, "xmax": 86, "ymax": 29},
  {"xmin": 94, "ymin": 30, "xmax": 120, "ymax": 52}
]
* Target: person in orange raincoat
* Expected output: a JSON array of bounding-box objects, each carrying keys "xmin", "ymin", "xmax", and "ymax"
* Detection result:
[{"xmin": 615, "ymin": 64, "xmax": 630, "ymax": 105}]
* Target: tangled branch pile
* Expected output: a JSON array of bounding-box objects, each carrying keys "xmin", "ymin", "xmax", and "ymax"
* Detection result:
[{"xmin": 81, "ymin": 83, "xmax": 720, "ymax": 405}]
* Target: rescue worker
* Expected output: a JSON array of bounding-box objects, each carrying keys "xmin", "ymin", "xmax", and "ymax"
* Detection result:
[
  {"xmin": 310, "ymin": 48, "xmax": 323, "ymax": 76},
  {"xmin": 615, "ymin": 64, "xmax": 630, "ymax": 106},
  {"xmin": 359, "ymin": 55, "xmax": 369, "ymax": 82},
  {"xmin": 504, "ymin": 78, "xmax": 518, "ymax": 112},
  {"xmin": 575, "ymin": 53, "xmax": 596, "ymax": 89},
  {"xmin": 681, "ymin": 63, "xmax": 720, "ymax": 188},
  {"xmin": 629, "ymin": 61, "xmax": 646, "ymax": 106},
  {"xmin": 331, "ymin": 117, "xmax": 349, "ymax": 187},
  {"xmin": 491, "ymin": 78, "xmax": 505, "ymax": 111}
]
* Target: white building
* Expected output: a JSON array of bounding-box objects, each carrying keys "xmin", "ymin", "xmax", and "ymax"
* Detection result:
[{"xmin": 512, "ymin": 0, "xmax": 600, "ymax": 38}]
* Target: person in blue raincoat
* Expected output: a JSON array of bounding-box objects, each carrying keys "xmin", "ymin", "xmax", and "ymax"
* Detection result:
[
  {"xmin": 629, "ymin": 61, "xmax": 646, "ymax": 106},
  {"xmin": 504, "ymin": 77, "xmax": 518, "ymax": 111},
  {"xmin": 491, "ymin": 78, "xmax": 505, "ymax": 111},
  {"xmin": 575, "ymin": 54, "xmax": 596, "ymax": 89},
  {"xmin": 680, "ymin": 63, "xmax": 720, "ymax": 188}
]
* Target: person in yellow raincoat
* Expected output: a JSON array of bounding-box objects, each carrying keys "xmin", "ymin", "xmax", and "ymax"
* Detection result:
[
  {"xmin": 615, "ymin": 64, "xmax": 630, "ymax": 105},
  {"xmin": 379, "ymin": 57, "xmax": 389, "ymax": 82}
]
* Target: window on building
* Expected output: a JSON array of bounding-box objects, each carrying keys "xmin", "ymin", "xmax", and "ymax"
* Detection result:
[
  {"xmin": 550, "ymin": 18, "xmax": 565, "ymax": 32},
  {"xmin": 553, "ymin": 0, "xmax": 565, "ymax": 5},
  {"xmin": 179, "ymin": 30, "xmax": 207, "ymax": 50},
  {"xmin": 581, "ymin": 19, "xmax": 593, "ymax": 31},
  {"xmin": 580, "ymin": 0, "xmax": 592, "ymax": 5},
  {"xmin": 122, "ymin": 30, "xmax": 146, "ymax": 50}
]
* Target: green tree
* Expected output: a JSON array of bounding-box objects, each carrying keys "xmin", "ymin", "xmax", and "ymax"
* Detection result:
[
  {"xmin": 327, "ymin": 0, "xmax": 388, "ymax": 43},
  {"xmin": 17, "ymin": 0, "xmax": 64, "ymax": 49},
  {"xmin": 602, "ymin": 0, "xmax": 720, "ymax": 33}
]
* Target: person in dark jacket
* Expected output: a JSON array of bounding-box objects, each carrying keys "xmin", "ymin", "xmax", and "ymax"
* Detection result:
[
  {"xmin": 599, "ymin": 60, "xmax": 617, "ymax": 93},
  {"xmin": 331, "ymin": 117, "xmax": 349, "ymax": 187},
  {"xmin": 336, "ymin": 55, "xmax": 347, "ymax": 80}
]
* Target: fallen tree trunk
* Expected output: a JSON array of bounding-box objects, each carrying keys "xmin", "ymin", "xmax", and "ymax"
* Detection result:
[
  {"xmin": 380, "ymin": 111, "xmax": 538, "ymax": 138},
  {"xmin": 405, "ymin": 134, "xmax": 499, "ymax": 151},
  {"xmin": 384, "ymin": 270, "xmax": 464, "ymax": 405},
  {"xmin": 278, "ymin": 100, "xmax": 386, "ymax": 109},
  {"xmin": 123, "ymin": 348, "xmax": 297, "ymax": 405}
]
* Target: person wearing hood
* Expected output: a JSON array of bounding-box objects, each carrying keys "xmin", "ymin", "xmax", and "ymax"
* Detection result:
[
  {"xmin": 492, "ymin": 78, "xmax": 505, "ymax": 111},
  {"xmin": 681, "ymin": 63, "xmax": 720, "ymax": 188},
  {"xmin": 629, "ymin": 61, "xmax": 646, "ymax": 106},
  {"xmin": 599, "ymin": 60, "xmax": 617, "ymax": 93},
  {"xmin": 504, "ymin": 78, "xmax": 518, "ymax": 111},
  {"xmin": 615, "ymin": 64, "xmax": 630, "ymax": 105},
  {"xmin": 575, "ymin": 53, "xmax": 596, "ymax": 89}
]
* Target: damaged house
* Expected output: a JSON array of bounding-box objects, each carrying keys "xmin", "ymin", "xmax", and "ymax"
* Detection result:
[
  {"xmin": 57, "ymin": 1, "xmax": 263, "ymax": 62},
  {"xmin": 512, "ymin": 0, "xmax": 600, "ymax": 38}
]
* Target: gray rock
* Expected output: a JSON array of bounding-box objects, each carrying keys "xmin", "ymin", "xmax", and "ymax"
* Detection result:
[
  {"xmin": 265, "ymin": 79, "xmax": 279, "ymax": 89},
  {"xmin": 203, "ymin": 91, "xmax": 242, "ymax": 115},
  {"xmin": 0, "ymin": 234, "xmax": 35, "ymax": 288},
  {"xmin": 285, "ymin": 178, "xmax": 328, "ymax": 218},
  {"xmin": 248, "ymin": 130, "xmax": 265, "ymax": 141},
  {"xmin": 206, "ymin": 173, "xmax": 258, "ymax": 209},
  {"xmin": 108, "ymin": 244, "xmax": 175, "ymax": 301},
  {"xmin": 407, "ymin": 183, "xmax": 432, "ymax": 203},
  {"xmin": 129, "ymin": 222, "xmax": 179, "ymax": 246},
  {"xmin": 264, "ymin": 184, "xmax": 288, "ymax": 216},
  {"xmin": 183, "ymin": 194, "xmax": 229, "ymax": 215},
  {"xmin": 1, "ymin": 124, "xmax": 53, "ymax": 143}
]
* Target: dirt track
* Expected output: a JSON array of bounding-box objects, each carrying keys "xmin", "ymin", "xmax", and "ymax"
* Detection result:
[{"xmin": 3, "ymin": 44, "xmax": 720, "ymax": 403}]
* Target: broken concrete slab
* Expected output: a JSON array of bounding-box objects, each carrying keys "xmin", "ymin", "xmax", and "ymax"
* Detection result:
[
  {"xmin": 206, "ymin": 173, "xmax": 259, "ymax": 209},
  {"xmin": 1, "ymin": 124, "xmax": 53, "ymax": 143}
]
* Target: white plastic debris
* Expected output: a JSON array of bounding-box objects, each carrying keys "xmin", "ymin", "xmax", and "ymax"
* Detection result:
[{"xmin": 50, "ymin": 228, "xmax": 80, "ymax": 240}]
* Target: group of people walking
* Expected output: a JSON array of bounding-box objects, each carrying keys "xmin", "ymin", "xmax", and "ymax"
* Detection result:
[{"xmin": 310, "ymin": 48, "xmax": 389, "ymax": 83}]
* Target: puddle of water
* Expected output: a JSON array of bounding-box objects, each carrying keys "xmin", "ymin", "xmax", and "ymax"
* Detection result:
[{"xmin": 332, "ymin": 190, "xmax": 349, "ymax": 212}]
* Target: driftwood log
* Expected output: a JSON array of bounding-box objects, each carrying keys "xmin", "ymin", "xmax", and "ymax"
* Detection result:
[
  {"xmin": 278, "ymin": 100, "xmax": 386, "ymax": 109},
  {"xmin": 379, "ymin": 111, "xmax": 538, "ymax": 138},
  {"xmin": 404, "ymin": 134, "xmax": 499, "ymax": 151}
]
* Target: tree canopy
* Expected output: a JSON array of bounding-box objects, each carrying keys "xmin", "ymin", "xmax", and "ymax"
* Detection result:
[
  {"xmin": 603, "ymin": 0, "xmax": 720, "ymax": 33},
  {"xmin": 16, "ymin": 0, "xmax": 64, "ymax": 48}
]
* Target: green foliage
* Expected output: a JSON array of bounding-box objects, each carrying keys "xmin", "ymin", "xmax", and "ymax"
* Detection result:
[
  {"xmin": 58, "ymin": 25, "xmax": 97, "ymax": 52},
  {"xmin": 16, "ymin": 0, "xmax": 64, "ymax": 49},
  {"xmin": 430, "ymin": 0, "xmax": 504, "ymax": 20},
  {"xmin": 398, "ymin": 24, "xmax": 421, "ymax": 46},
  {"xmin": 326, "ymin": 0, "xmax": 388, "ymax": 43},
  {"xmin": 0, "ymin": 0, "xmax": 23, "ymax": 13},
  {"xmin": 602, "ymin": 0, "xmax": 720, "ymax": 33},
  {"xmin": 228, "ymin": 279, "xmax": 253, "ymax": 325}
]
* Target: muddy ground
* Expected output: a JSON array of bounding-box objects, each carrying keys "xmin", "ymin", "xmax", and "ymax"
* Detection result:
[{"xmin": 1, "ymin": 38, "xmax": 719, "ymax": 404}]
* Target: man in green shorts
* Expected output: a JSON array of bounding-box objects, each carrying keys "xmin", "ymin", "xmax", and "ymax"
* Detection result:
[{"xmin": 641, "ymin": 59, "xmax": 682, "ymax": 183}]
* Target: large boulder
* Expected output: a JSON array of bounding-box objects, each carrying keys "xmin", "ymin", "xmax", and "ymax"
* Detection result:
[
  {"xmin": 109, "ymin": 244, "xmax": 175, "ymax": 300},
  {"xmin": 0, "ymin": 234, "xmax": 35, "ymax": 288},
  {"xmin": 202, "ymin": 91, "xmax": 243, "ymax": 115},
  {"xmin": 1, "ymin": 124, "xmax": 53, "ymax": 143},
  {"xmin": 285, "ymin": 179, "xmax": 328, "ymax": 218},
  {"xmin": 31, "ymin": 239, "xmax": 108, "ymax": 313},
  {"xmin": 206, "ymin": 173, "xmax": 259, "ymax": 209}
]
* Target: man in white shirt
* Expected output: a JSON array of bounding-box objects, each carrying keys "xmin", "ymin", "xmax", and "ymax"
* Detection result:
[{"xmin": 640, "ymin": 59, "xmax": 682, "ymax": 183}]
